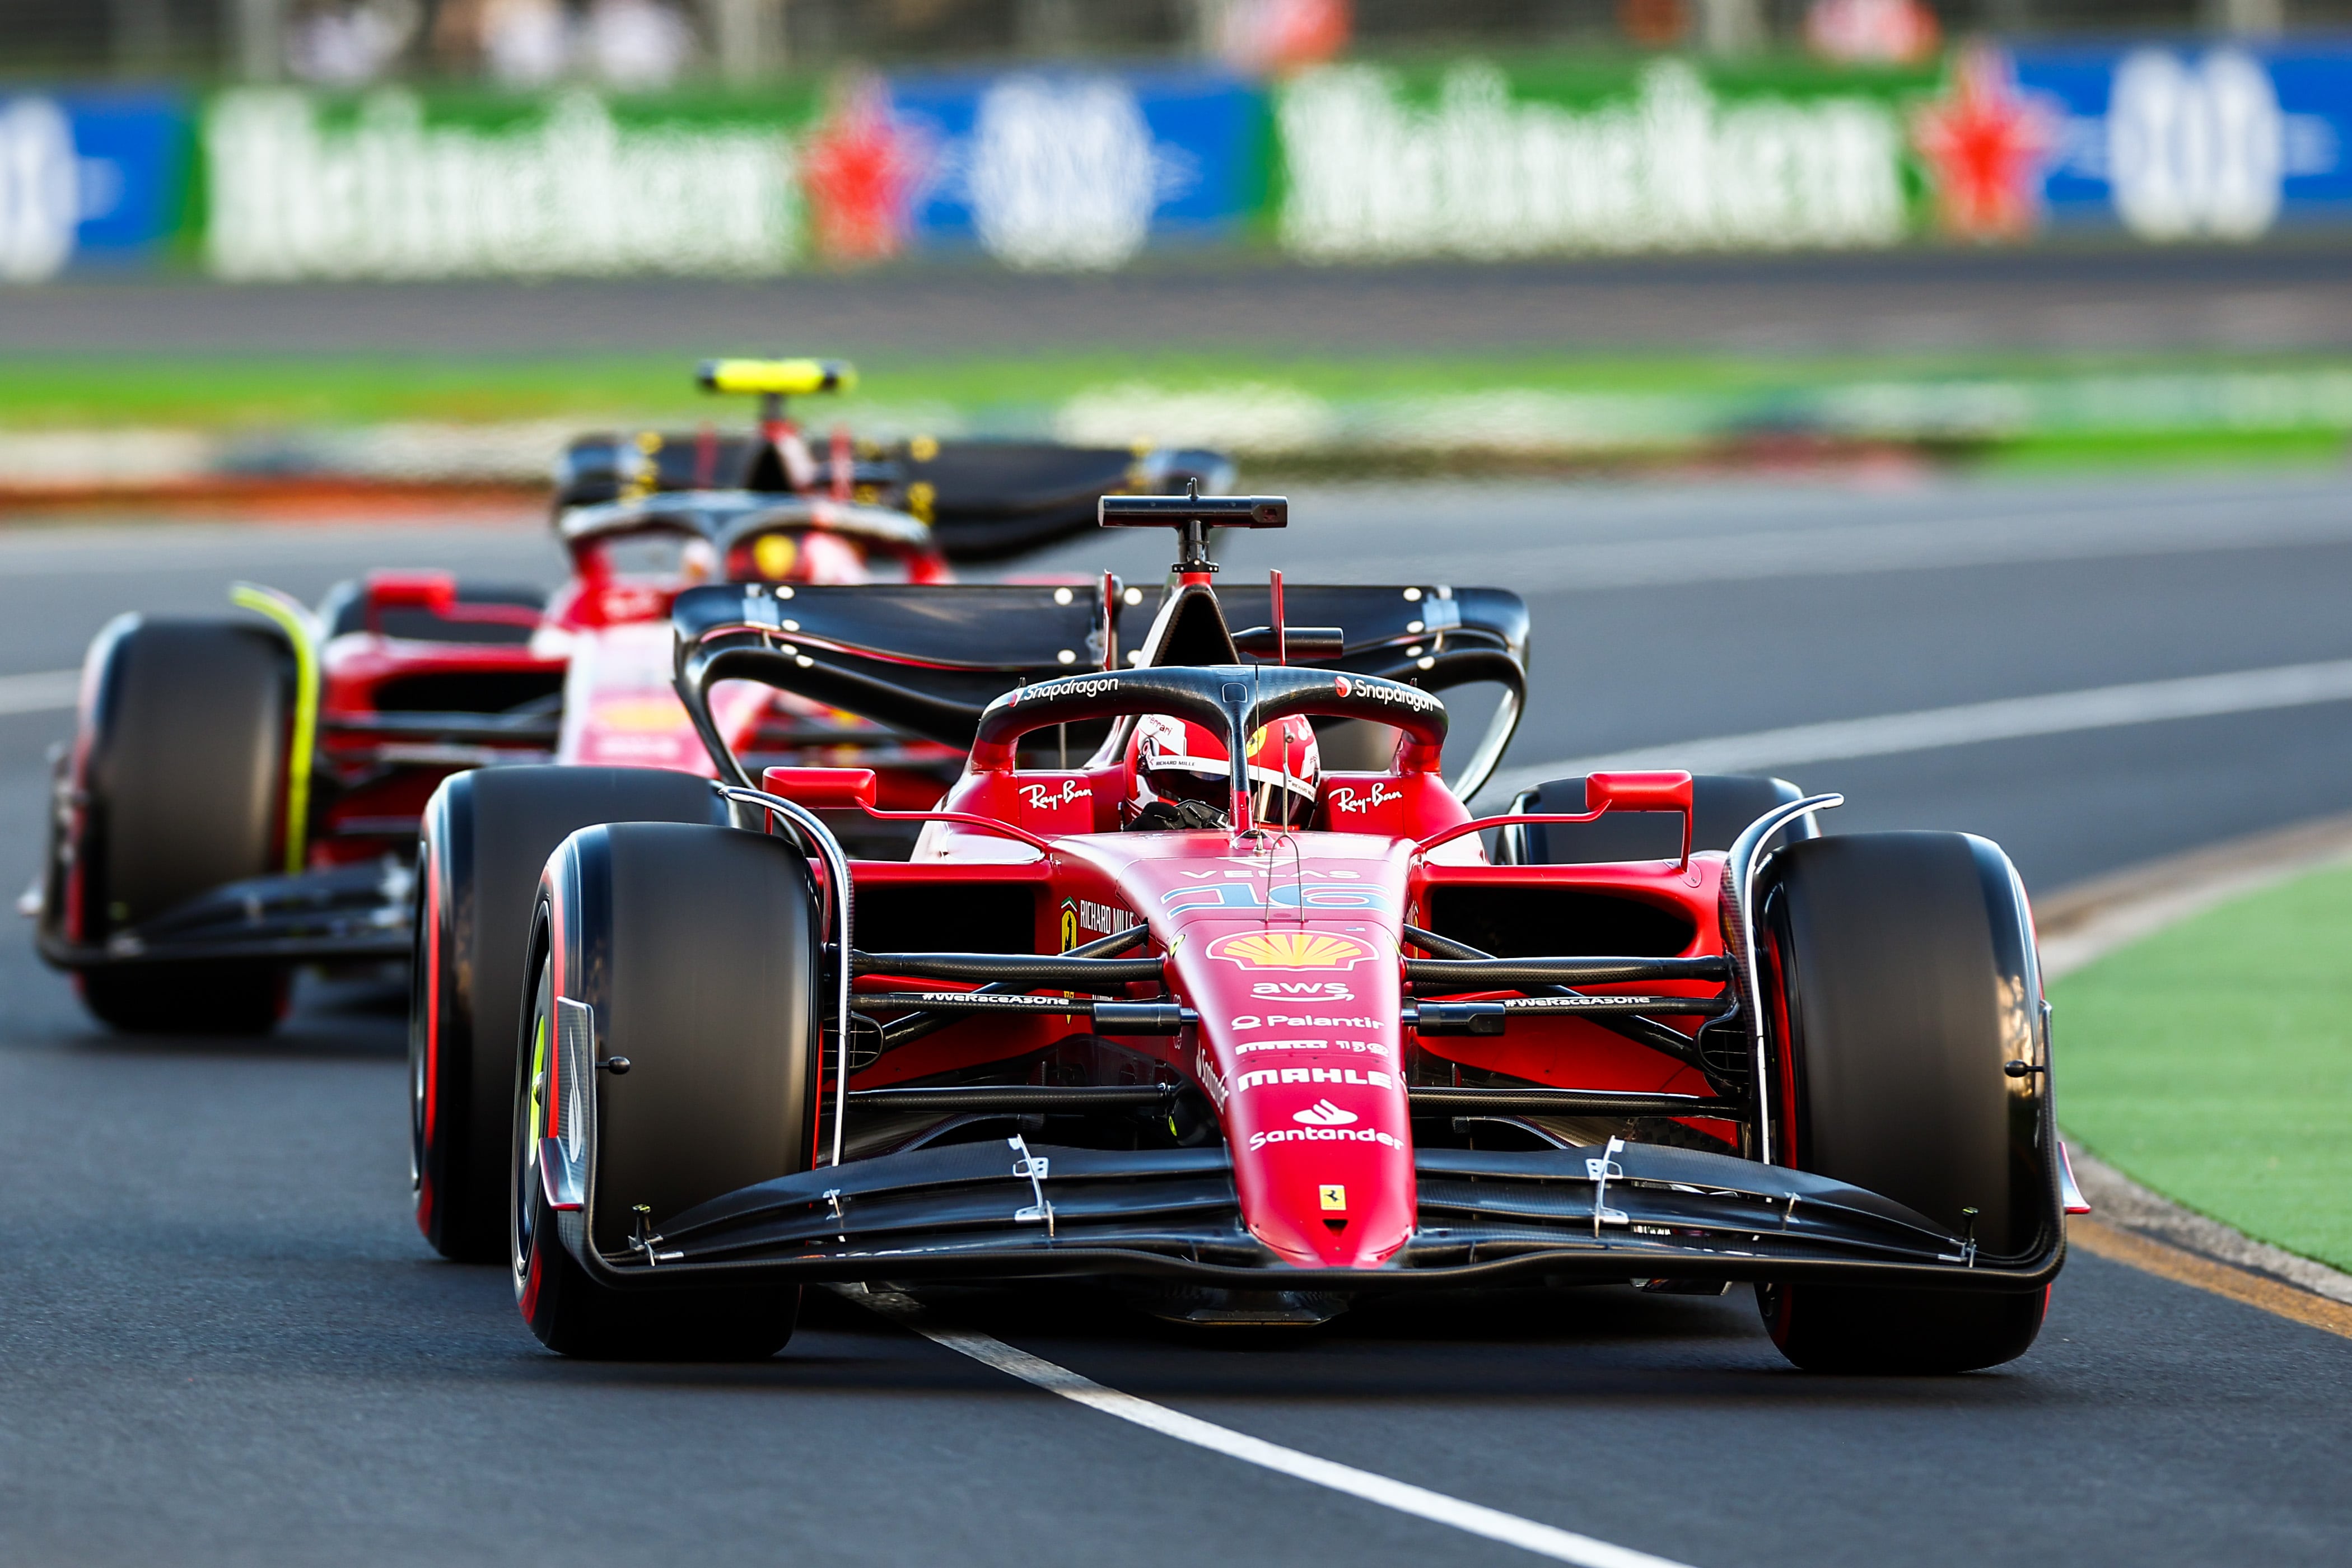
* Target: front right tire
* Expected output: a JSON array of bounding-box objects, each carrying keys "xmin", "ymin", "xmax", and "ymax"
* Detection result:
[{"xmin": 512, "ymin": 820, "xmax": 820, "ymax": 1359}]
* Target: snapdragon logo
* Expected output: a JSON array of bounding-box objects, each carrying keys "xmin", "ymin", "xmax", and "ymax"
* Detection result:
[{"xmin": 1028, "ymin": 674, "xmax": 1122, "ymax": 702}]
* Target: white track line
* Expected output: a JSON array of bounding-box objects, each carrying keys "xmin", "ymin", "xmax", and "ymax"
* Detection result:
[
  {"xmin": 1480, "ymin": 657, "xmax": 2352, "ymax": 807},
  {"xmin": 1333, "ymin": 488, "xmax": 2352, "ymax": 594},
  {"xmin": 848, "ymin": 1287, "xmax": 1696, "ymax": 1568},
  {"xmin": 0, "ymin": 669, "xmax": 78, "ymax": 716}
]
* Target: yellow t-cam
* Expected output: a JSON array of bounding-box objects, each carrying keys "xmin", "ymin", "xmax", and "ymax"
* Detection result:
[{"xmin": 696, "ymin": 358, "xmax": 857, "ymax": 398}]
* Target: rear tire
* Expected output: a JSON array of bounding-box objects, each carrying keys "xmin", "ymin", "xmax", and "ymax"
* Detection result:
[
  {"xmin": 1757, "ymin": 831, "xmax": 2053, "ymax": 1374},
  {"xmin": 411, "ymin": 765, "xmax": 726, "ymax": 1262},
  {"xmin": 512, "ymin": 822, "xmax": 818, "ymax": 1359},
  {"xmin": 67, "ymin": 617, "xmax": 292, "ymax": 1034}
]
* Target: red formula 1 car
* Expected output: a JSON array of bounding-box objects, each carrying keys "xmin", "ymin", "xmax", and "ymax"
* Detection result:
[
  {"xmin": 491, "ymin": 494, "xmax": 2077, "ymax": 1374},
  {"xmin": 30, "ymin": 357, "xmax": 1230, "ymax": 1043}
]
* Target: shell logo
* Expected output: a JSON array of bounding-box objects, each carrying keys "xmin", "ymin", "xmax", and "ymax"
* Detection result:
[{"xmin": 1206, "ymin": 930, "xmax": 1378, "ymax": 971}]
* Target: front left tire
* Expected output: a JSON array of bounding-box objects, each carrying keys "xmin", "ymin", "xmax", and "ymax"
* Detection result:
[{"xmin": 1755, "ymin": 830, "xmax": 2056, "ymax": 1374}]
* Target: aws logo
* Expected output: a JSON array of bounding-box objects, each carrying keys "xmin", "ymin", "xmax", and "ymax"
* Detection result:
[
  {"xmin": 1250, "ymin": 981, "xmax": 1352, "ymax": 1000},
  {"xmin": 1207, "ymin": 931, "xmax": 1378, "ymax": 972}
]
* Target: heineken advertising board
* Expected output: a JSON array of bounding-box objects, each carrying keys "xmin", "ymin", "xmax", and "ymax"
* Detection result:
[
  {"xmin": 203, "ymin": 86, "xmax": 819, "ymax": 278},
  {"xmin": 1, "ymin": 43, "xmax": 2348, "ymax": 281}
]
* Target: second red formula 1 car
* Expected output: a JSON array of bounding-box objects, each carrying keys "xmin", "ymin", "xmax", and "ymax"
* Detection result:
[
  {"xmin": 30, "ymin": 357, "xmax": 1230, "ymax": 1044},
  {"xmin": 494, "ymin": 493, "xmax": 2079, "ymax": 1374}
]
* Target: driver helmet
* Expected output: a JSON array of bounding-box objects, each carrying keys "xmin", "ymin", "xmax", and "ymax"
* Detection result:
[{"xmin": 1127, "ymin": 713, "xmax": 1320, "ymax": 829}]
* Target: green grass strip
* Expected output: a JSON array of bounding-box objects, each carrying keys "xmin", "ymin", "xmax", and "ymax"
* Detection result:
[
  {"xmin": 2054, "ymin": 862, "xmax": 2352, "ymax": 1273},
  {"xmin": 6, "ymin": 347, "xmax": 2352, "ymax": 434}
]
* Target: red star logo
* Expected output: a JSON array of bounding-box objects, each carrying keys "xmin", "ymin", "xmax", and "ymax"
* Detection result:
[
  {"xmin": 802, "ymin": 76, "xmax": 928, "ymax": 263},
  {"xmin": 1912, "ymin": 45, "xmax": 2062, "ymax": 241}
]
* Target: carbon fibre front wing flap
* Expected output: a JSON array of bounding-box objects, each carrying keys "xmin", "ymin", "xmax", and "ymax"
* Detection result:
[
  {"xmin": 36, "ymin": 860, "xmax": 414, "ymax": 969},
  {"xmin": 568, "ymin": 1136, "xmax": 2064, "ymax": 1294}
]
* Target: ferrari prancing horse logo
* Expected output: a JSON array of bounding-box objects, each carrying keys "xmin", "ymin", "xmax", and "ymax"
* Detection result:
[{"xmin": 1206, "ymin": 930, "xmax": 1378, "ymax": 971}]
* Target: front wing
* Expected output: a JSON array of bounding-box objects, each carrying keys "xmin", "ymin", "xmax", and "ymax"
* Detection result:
[
  {"xmin": 36, "ymin": 862, "xmax": 413, "ymax": 970},
  {"xmin": 554, "ymin": 1136, "xmax": 2065, "ymax": 1295}
]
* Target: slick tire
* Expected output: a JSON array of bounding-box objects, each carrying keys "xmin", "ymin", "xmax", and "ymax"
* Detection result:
[
  {"xmin": 1505, "ymin": 774, "xmax": 1813, "ymax": 865},
  {"xmin": 512, "ymin": 822, "xmax": 818, "ymax": 1360},
  {"xmin": 70, "ymin": 617, "xmax": 292, "ymax": 1035},
  {"xmin": 1756, "ymin": 831, "xmax": 2052, "ymax": 1375},
  {"xmin": 411, "ymin": 766, "xmax": 726, "ymax": 1263}
]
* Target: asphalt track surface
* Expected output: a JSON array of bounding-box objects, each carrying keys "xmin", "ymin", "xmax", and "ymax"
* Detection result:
[
  {"xmin": 9, "ymin": 244, "xmax": 2352, "ymax": 356},
  {"xmin": 3, "ymin": 470, "xmax": 2351, "ymax": 1566}
]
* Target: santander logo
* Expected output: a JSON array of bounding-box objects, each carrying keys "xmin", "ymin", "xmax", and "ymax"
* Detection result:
[{"xmin": 1292, "ymin": 1099, "xmax": 1357, "ymax": 1127}]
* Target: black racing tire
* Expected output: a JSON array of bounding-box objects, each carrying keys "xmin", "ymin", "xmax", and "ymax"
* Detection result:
[
  {"xmin": 1756, "ymin": 831, "xmax": 2053, "ymax": 1374},
  {"xmin": 512, "ymin": 822, "xmax": 818, "ymax": 1359},
  {"xmin": 1505, "ymin": 774, "xmax": 1813, "ymax": 865},
  {"xmin": 69, "ymin": 616, "xmax": 292, "ymax": 1035},
  {"xmin": 411, "ymin": 765, "xmax": 726, "ymax": 1262}
]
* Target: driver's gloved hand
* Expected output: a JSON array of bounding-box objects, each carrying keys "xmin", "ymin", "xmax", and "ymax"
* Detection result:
[{"xmin": 1127, "ymin": 797, "xmax": 1228, "ymax": 832}]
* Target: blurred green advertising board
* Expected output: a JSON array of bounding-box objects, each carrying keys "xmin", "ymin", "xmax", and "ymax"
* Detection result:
[{"xmin": 0, "ymin": 43, "xmax": 2348, "ymax": 281}]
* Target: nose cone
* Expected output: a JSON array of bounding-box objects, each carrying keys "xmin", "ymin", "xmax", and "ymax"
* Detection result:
[
  {"xmin": 1174, "ymin": 924, "xmax": 1417, "ymax": 1271},
  {"xmin": 1238, "ymin": 1090, "xmax": 1417, "ymax": 1267}
]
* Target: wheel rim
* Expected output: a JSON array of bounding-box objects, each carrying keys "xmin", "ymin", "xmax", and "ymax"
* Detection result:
[
  {"xmin": 406, "ymin": 886, "xmax": 431, "ymax": 1197},
  {"xmin": 511, "ymin": 960, "xmax": 552, "ymax": 1297}
]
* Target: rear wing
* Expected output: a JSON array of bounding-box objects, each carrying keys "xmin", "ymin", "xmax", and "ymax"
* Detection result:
[
  {"xmin": 670, "ymin": 579, "xmax": 1527, "ymax": 797},
  {"xmin": 554, "ymin": 434, "xmax": 1233, "ymax": 563}
]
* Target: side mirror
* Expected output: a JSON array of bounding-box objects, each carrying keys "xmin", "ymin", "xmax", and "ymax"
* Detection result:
[
  {"xmin": 762, "ymin": 766, "xmax": 879, "ymax": 811},
  {"xmin": 366, "ymin": 570, "xmax": 458, "ymax": 613},
  {"xmin": 1585, "ymin": 770, "xmax": 1695, "ymax": 865}
]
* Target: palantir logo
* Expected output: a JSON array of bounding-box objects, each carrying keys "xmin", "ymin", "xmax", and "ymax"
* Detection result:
[
  {"xmin": 1292, "ymin": 1099, "xmax": 1357, "ymax": 1127},
  {"xmin": 0, "ymin": 98, "xmax": 80, "ymax": 283}
]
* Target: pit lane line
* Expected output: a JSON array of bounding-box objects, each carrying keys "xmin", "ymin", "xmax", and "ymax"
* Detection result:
[
  {"xmin": 1477, "ymin": 656, "xmax": 2352, "ymax": 807},
  {"xmin": 844, "ymin": 1286, "xmax": 1697, "ymax": 1568}
]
